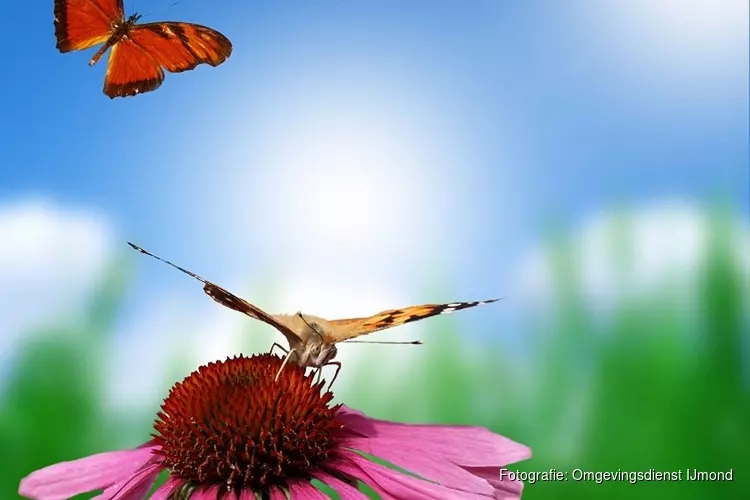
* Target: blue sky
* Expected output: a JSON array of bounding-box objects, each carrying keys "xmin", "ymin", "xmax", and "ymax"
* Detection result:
[
  {"xmin": 3, "ymin": 1, "xmax": 745, "ymax": 232},
  {"xmin": 0, "ymin": 1, "xmax": 747, "ymax": 403}
]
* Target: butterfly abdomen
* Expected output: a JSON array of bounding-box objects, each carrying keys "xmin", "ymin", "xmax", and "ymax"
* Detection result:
[
  {"xmin": 88, "ymin": 15, "xmax": 138, "ymax": 66},
  {"xmin": 88, "ymin": 40, "xmax": 114, "ymax": 66},
  {"xmin": 88, "ymin": 29, "xmax": 128, "ymax": 66}
]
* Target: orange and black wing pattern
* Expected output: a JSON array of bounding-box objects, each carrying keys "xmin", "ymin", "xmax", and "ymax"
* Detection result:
[
  {"xmin": 54, "ymin": 0, "xmax": 122, "ymax": 52},
  {"xmin": 103, "ymin": 39, "xmax": 165, "ymax": 98},
  {"xmin": 326, "ymin": 298, "xmax": 501, "ymax": 342},
  {"xmin": 126, "ymin": 243, "xmax": 302, "ymax": 346},
  {"xmin": 103, "ymin": 22, "xmax": 232, "ymax": 98},
  {"xmin": 132, "ymin": 22, "xmax": 232, "ymax": 73}
]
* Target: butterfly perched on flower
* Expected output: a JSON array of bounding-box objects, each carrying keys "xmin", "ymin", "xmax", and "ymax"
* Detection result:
[
  {"xmin": 128, "ymin": 242, "xmax": 501, "ymax": 387},
  {"xmin": 53, "ymin": 0, "xmax": 232, "ymax": 98}
]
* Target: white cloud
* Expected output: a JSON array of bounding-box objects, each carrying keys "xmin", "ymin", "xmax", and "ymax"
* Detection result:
[
  {"xmin": 104, "ymin": 297, "xmax": 195, "ymax": 414},
  {"xmin": 0, "ymin": 196, "xmax": 461, "ymax": 416},
  {"xmin": 583, "ymin": 0, "xmax": 748, "ymax": 91},
  {"xmin": 0, "ymin": 198, "xmax": 114, "ymax": 386},
  {"xmin": 614, "ymin": 0, "xmax": 748, "ymax": 61},
  {"xmin": 517, "ymin": 199, "xmax": 750, "ymax": 314}
]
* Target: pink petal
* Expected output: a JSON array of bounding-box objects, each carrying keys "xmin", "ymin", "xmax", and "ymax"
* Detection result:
[
  {"xmin": 150, "ymin": 476, "xmax": 184, "ymax": 500},
  {"xmin": 461, "ymin": 467, "xmax": 524, "ymax": 500},
  {"xmin": 135, "ymin": 440, "xmax": 159, "ymax": 449},
  {"xmin": 337, "ymin": 406, "xmax": 366, "ymax": 418},
  {"xmin": 341, "ymin": 439, "xmax": 494, "ymax": 496},
  {"xmin": 312, "ymin": 470, "xmax": 368, "ymax": 500},
  {"xmin": 91, "ymin": 463, "xmax": 161, "ymax": 500},
  {"xmin": 334, "ymin": 450, "xmax": 491, "ymax": 499},
  {"xmin": 269, "ymin": 486, "xmax": 288, "ymax": 500},
  {"xmin": 289, "ymin": 481, "xmax": 330, "ymax": 499},
  {"xmin": 19, "ymin": 445, "xmax": 160, "ymax": 500},
  {"xmin": 338, "ymin": 410, "xmax": 531, "ymax": 468},
  {"xmin": 189, "ymin": 484, "xmax": 222, "ymax": 500},
  {"xmin": 240, "ymin": 489, "xmax": 258, "ymax": 500}
]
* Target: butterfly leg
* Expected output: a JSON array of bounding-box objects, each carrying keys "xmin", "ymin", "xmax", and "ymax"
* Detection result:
[
  {"xmin": 268, "ymin": 342, "xmax": 289, "ymax": 357},
  {"xmin": 324, "ymin": 361, "xmax": 342, "ymax": 392}
]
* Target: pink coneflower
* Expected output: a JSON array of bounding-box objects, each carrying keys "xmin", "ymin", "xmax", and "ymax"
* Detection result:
[{"xmin": 19, "ymin": 353, "xmax": 531, "ymax": 499}]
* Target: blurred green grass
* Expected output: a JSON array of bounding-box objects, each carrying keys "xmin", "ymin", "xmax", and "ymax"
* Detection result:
[{"xmin": 1, "ymin": 209, "xmax": 747, "ymax": 499}]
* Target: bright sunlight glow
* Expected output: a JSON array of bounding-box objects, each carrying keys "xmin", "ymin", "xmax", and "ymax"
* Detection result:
[{"xmin": 194, "ymin": 51, "xmax": 488, "ymax": 312}]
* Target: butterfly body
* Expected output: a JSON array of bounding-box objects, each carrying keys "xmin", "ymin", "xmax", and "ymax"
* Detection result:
[
  {"xmin": 269, "ymin": 313, "xmax": 339, "ymax": 368},
  {"xmin": 87, "ymin": 14, "xmax": 140, "ymax": 67},
  {"xmin": 54, "ymin": 0, "xmax": 232, "ymax": 98},
  {"xmin": 128, "ymin": 242, "xmax": 500, "ymax": 384}
]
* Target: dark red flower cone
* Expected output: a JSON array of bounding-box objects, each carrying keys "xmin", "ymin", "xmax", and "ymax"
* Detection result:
[{"xmin": 19, "ymin": 353, "xmax": 532, "ymax": 499}]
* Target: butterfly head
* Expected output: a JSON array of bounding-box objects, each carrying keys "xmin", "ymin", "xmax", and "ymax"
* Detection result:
[
  {"xmin": 298, "ymin": 341, "xmax": 338, "ymax": 369},
  {"xmin": 295, "ymin": 313, "xmax": 338, "ymax": 367},
  {"xmin": 111, "ymin": 14, "xmax": 140, "ymax": 35}
]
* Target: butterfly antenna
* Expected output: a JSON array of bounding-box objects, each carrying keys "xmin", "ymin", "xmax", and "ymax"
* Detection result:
[
  {"xmin": 342, "ymin": 340, "xmax": 423, "ymax": 345},
  {"xmin": 296, "ymin": 312, "xmax": 324, "ymax": 340},
  {"xmin": 127, "ymin": 242, "xmax": 209, "ymax": 285},
  {"xmin": 140, "ymin": 1, "xmax": 181, "ymax": 20}
]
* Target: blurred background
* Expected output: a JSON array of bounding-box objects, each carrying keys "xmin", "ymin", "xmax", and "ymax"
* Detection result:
[{"xmin": 0, "ymin": 0, "xmax": 747, "ymax": 498}]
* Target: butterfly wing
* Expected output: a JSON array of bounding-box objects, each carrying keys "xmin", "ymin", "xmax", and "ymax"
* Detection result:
[
  {"xmin": 54, "ymin": 0, "xmax": 123, "ymax": 52},
  {"xmin": 131, "ymin": 22, "xmax": 232, "ymax": 72},
  {"xmin": 201, "ymin": 284, "xmax": 304, "ymax": 348},
  {"xmin": 103, "ymin": 38, "xmax": 164, "ymax": 97},
  {"xmin": 325, "ymin": 298, "xmax": 501, "ymax": 342},
  {"xmin": 102, "ymin": 21, "xmax": 232, "ymax": 98},
  {"xmin": 127, "ymin": 243, "xmax": 303, "ymax": 346}
]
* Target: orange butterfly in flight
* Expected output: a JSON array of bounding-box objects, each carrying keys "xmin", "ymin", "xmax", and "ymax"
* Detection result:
[
  {"xmin": 128, "ymin": 242, "xmax": 501, "ymax": 387},
  {"xmin": 54, "ymin": 0, "xmax": 232, "ymax": 98}
]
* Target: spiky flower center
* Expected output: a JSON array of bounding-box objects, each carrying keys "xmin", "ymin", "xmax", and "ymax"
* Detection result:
[{"xmin": 152, "ymin": 354, "xmax": 342, "ymax": 493}]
